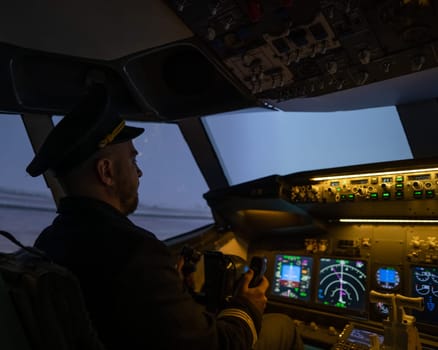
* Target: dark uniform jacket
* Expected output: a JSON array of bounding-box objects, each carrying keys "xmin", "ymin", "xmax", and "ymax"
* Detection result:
[{"xmin": 34, "ymin": 196, "xmax": 262, "ymax": 350}]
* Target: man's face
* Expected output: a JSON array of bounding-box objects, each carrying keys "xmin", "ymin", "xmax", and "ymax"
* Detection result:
[{"xmin": 111, "ymin": 140, "xmax": 142, "ymax": 215}]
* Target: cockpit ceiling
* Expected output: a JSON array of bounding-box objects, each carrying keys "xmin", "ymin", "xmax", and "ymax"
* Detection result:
[
  {"xmin": 165, "ymin": 0, "xmax": 438, "ymax": 110},
  {"xmin": 0, "ymin": 1, "xmax": 193, "ymax": 60},
  {"xmin": 1, "ymin": 1, "xmax": 438, "ymax": 116}
]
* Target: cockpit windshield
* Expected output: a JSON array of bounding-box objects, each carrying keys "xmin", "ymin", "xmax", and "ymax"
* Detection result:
[
  {"xmin": 203, "ymin": 105, "xmax": 412, "ymax": 185},
  {"xmin": 0, "ymin": 104, "xmax": 413, "ymax": 246}
]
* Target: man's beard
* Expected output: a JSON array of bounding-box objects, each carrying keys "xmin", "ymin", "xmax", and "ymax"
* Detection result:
[{"xmin": 123, "ymin": 194, "xmax": 139, "ymax": 216}]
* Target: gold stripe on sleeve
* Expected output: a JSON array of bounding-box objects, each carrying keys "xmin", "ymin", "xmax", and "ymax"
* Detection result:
[{"xmin": 217, "ymin": 308, "xmax": 258, "ymax": 348}]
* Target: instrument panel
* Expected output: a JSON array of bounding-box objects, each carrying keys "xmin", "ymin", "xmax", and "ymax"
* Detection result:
[
  {"xmin": 411, "ymin": 265, "xmax": 438, "ymax": 325},
  {"xmin": 281, "ymin": 168, "xmax": 438, "ymax": 204},
  {"xmin": 249, "ymin": 224, "xmax": 438, "ymax": 347},
  {"xmin": 204, "ymin": 158, "xmax": 438, "ymax": 347},
  {"xmin": 271, "ymin": 254, "xmax": 368, "ymax": 313},
  {"xmin": 271, "ymin": 254, "xmax": 313, "ymax": 302},
  {"xmin": 317, "ymin": 257, "xmax": 367, "ymax": 312}
]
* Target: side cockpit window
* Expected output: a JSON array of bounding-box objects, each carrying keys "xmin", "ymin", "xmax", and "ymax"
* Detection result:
[{"xmin": 0, "ymin": 114, "xmax": 56, "ymax": 252}]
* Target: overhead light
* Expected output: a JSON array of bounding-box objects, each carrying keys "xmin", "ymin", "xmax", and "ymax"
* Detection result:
[
  {"xmin": 338, "ymin": 218, "xmax": 438, "ymax": 224},
  {"xmin": 311, "ymin": 167, "xmax": 438, "ymax": 181}
]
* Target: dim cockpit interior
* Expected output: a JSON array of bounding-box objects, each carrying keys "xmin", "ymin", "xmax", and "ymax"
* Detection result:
[
  {"xmin": 2, "ymin": 0, "xmax": 438, "ymax": 349},
  {"xmin": 202, "ymin": 157, "xmax": 438, "ymax": 349}
]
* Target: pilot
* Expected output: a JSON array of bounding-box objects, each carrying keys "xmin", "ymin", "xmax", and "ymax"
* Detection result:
[{"xmin": 26, "ymin": 86, "xmax": 304, "ymax": 350}]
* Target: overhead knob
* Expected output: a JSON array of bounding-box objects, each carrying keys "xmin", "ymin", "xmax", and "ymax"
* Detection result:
[
  {"xmin": 210, "ymin": 2, "xmax": 220, "ymax": 16},
  {"xmin": 242, "ymin": 53, "xmax": 254, "ymax": 67},
  {"xmin": 382, "ymin": 61, "xmax": 391, "ymax": 73},
  {"xmin": 326, "ymin": 61, "xmax": 338, "ymax": 74},
  {"xmin": 358, "ymin": 49, "xmax": 371, "ymax": 64},
  {"xmin": 355, "ymin": 71, "xmax": 369, "ymax": 85},
  {"xmin": 411, "ymin": 55, "xmax": 425, "ymax": 71},
  {"xmin": 345, "ymin": 0, "xmax": 352, "ymax": 13},
  {"xmin": 176, "ymin": 0, "xmax": 187, "ymax": 12},
  {"xmin": 224, "ymin": 16, "xmax": 234, "ymax": 31},
  {"xmin": 207, "ymin": 27, "xmax": 216, "ymax": 41}
]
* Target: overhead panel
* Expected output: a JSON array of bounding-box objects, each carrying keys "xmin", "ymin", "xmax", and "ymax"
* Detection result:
[{"xmin": 166, "ymin": 0, "xmax": 438, "ymax": 105}]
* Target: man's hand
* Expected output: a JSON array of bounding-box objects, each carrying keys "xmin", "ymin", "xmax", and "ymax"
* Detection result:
[{"xmin": 235, "ymin": 269, "xmax": 269, "ymax": 314}]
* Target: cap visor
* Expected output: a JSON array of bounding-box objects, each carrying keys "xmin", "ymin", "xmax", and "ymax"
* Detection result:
[{"xmin": 112, "ymin": 125, "xmax": 144, "ymax": 144}]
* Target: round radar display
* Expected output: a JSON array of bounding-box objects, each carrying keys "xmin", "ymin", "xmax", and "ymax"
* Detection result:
[
  {"xmin": 376, "ymin": 266, "xmax": 400, "ymax": 290},
  {"xmin": 317, "ymin": 258, "xmax": 367, "ymax": 312}
]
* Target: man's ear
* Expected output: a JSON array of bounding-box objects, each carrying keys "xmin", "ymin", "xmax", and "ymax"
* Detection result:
[{"xmin": 96, "ymin": 158, "xmax": 114, "ymax": 186}]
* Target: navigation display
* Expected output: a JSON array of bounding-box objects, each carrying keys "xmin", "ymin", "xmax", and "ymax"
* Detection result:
[
  {"xmin": 317, "ymin": 257, "xmax": 367, "ymax": 312},
  {"xmin": 411, "ymin": 266, "xmax": 438, "ymax": 325},
  {"xmin": 271, "ymin": 254, "xmax": 313, "ymax": 301}
]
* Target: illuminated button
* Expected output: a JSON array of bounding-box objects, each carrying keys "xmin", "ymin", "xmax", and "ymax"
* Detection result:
[
  {"xmin": 370, "ymin": 192, "xmax": 378, "ymax": 199},
  {"xmin": 396, "ymin": 175, "xmax": 404, "ymax": 182},
  {"xmin": 395, "ymin": 183, "xmax": 403, "ymax": 189},
  {"xmin": 382, "ymin": 192, "xmax": 391, "ymax": 199},
  {"xmin": 413, "ymin": 190, "xmax": 423, "ymax": 199},
  {"xmin": 395, "ymin": 190, "xmax": 404, "ymax": 199},
  {"xmin": 340, "ymin": 194, "xmax": 347, "ymax": 201},
  {"xmin": 348, "ymin": 194, "xmax": 355, "ymax": 201},
  {"xmin": 426, "ymin": 190, "xmax": 435, "ymax": 198}
]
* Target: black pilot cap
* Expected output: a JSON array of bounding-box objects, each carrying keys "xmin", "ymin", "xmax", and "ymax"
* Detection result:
[{"xmin": 26, "ymin": 86, "xmax": 144, "ymax": 177}]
